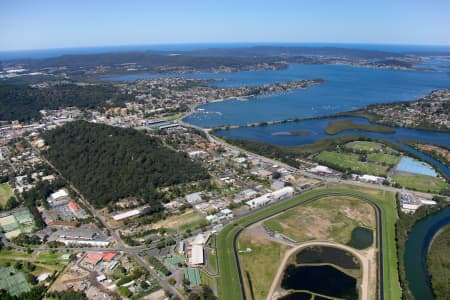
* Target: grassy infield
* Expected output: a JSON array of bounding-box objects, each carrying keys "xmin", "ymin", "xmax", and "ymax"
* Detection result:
[
  {"xmin": 0, "ymin": 183, "xmax": 14, "ymax": 208},
  {"xmin": 215, "ymin": 186, "xmax": 402, "ymax": 300}
]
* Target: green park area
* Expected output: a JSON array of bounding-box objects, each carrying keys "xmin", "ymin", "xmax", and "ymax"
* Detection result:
[
  {"xmin": 325, "ymin": 119, "xmax": 395, "ymax": 135},
  {"xmin": 314, "ymin": 140, "xmax": 402, "ymax": 176},
  {"xmin": 315, "ymin": 151, "xmax": 389, "ymax": 176},
  {"xmin": 393, "ymin": 174, "xmax": 448, "ymax": 194},
  {"xmin": 0, "ymin": 183, "xmax": 14, "ymax": 208},
  {"xmin": 0, "ymin": 248, "xmax": 67, "ymax": 275},
  {"xmin": 237, "ymin": 232, "xmax": 288, "ymax": 300},
  {"xmin": 215, "ymin": 186, "xmax": 402, "ymax": 300}
]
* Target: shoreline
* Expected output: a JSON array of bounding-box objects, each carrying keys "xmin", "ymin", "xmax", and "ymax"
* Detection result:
[{"xmin": 181, "ymin": 89, "xmax": 450, "ymax": 134}]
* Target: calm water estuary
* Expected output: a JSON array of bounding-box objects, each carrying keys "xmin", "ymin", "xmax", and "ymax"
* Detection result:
[{"xmin": 404, "ymin": 206, "xmax": 450, "ymax": 300}]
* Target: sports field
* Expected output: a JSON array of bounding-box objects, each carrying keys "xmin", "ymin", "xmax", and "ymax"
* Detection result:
[
  {"xmin": 0, "ymin": 266, "xmax": 30, "ymax": 297},
  {"xmin": 393, "ymin": 174, "xmax": 448, "ymax": 193},
  {"xmin": 315, "ymin": 151, "xmax": 389, "ymax": 176},
  {"xmin": 215, "ymin": 186, "xmax": 401, "ymax": 300}
]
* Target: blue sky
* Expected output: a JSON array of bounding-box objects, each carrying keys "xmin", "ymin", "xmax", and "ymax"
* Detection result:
[{"xmin": 1, "ymin": 0, "xmax": 450, "ymax": 51}]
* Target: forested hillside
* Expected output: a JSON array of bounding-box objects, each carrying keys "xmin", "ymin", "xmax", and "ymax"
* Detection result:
[
  {"xmin": 0, "ymin": 83, "xmax": 130, "ymax": 121},
  {"xmin": 42, "ymin": 121, "xmax": 209, "ymax": 208}
]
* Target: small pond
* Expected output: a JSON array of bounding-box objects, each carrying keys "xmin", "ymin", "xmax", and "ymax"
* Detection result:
[
  {"xmin": 347, "ymin": 226, "xmax": 373, "ymax": 249},
  {"xmin": 295, "ymin": 245, "xmax": 360, "ymax": 269},
  {"xmin": 281, "ymin": 264, "xmax": 358, "ymax": 299}
]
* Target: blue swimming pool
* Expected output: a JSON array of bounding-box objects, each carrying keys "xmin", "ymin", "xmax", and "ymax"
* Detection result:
[{"xmin": 396, "ymin": 157, "xmax": 438, "ymax": 177}]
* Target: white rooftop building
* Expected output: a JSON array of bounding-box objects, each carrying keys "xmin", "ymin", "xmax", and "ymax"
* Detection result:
[
  {"xmin": 309, "ymin": 165, "xmax": 333, "ymax": 174},
  {"xmin": 246, "ymin": 187, "xmax": 294, "ymax": 209},
  {"xmin": 112, "ymin": 208, "xmax": 142, "ymax": 221},
  {"xmin": 190, "ymin": 245, "xmax": 204, "ymax": 265},
  {"xmin": 186, "ymin": 192, "xmax": 203, "ymax": 204}
]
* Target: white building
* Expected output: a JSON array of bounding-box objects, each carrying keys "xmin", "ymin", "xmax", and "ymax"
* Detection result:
[
  {"xmin": 309, "ymin": 165, "xmax": 333, "ymax": 174},
  {"xmin": 356, "ymin": 174, "xmax": 385, "ymax": 184},
  {"xmin": 186, "ymin": 192, "xmax": 203, "ymax": 204},
  {"xmin": 188, "ymin": 150, "xmax": 208, "ymax": 159},
  {"xmin": 112, "ymin": 208, "xmax": 142, "ymax": 221},
  {"xmin": 246, "ymin": 187, "xmax": 294, "ymax": 209},
  {"xmin": 190, "ymin": 245, "xmax": 204, "ymax": 265},
  {"xmin": 48, "ymin": 188, "xmax": 69, "ymax": 206}
]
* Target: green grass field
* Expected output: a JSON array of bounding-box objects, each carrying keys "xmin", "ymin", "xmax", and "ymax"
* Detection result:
[
  {"xmin": 215, "ymin": 186, "xmax": 401, "ymax": 300},
  {"xmin": 393, "ymin": 174, "xmax": 448, "ymax": 193},
  {"xmin": 0, "ymin": 183, "xmax": 14, "ymax": 208},
  {"xmin": 344, "ymin": 141, "xmax": 384, "ymax": 152},
  {"xmin": 0, "ymin": 249, "xmax": 67, "ymax": 274},
  {"xmin": 315, "ymin": 151, "xmax": 389, "ymax": 176},
  {"xmin": 367, "ymin": 152, "xmax": 400, "ymax": 166},
  {"xmin": 237, "ymin": 232, "xmax": 288, "ymax": 300},
  {"xmin": 207, "ymin": 249, "xmax": 218, "ymax": 274}
]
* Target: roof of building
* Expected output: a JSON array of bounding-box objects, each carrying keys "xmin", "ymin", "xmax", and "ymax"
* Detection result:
[
  {"xmin": 112, "ymin": 209, "xmax": 141, "ymax": 221},
  {"xmin": 272, "ymin": 186, "xmax": 294, "ymax": 198},
  {"xmin": 190, "ymin": 245, "xmax": 204, "ymax": 265},
  {"xmin": 68, "ymin": 201, "xmax": 79, "ymax": 210},
  {"xmin": 193, "ymin": 233, "xmax": 206, "ymax": 245},
  {"xmin": 84, "ymin": 252, "xmax": 103, "ymax": 265},
  {"xmin": 186, "ymin": 192, "xmax": 203, "ymax": 203},
  {"xmin": 360, "ymin": 174, "xmax": 384, "ymax": 181},
  {"xmin": 51, "ymin": 189, "xmax": 68, "ymax": 200},
  {"xmin": 102, "ymin": 252, "xmax": 117, "ymax": 262}
]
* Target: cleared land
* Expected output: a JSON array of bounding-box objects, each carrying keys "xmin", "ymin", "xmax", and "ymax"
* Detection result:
[
  {"xmin": 264, "ymin": 195, "xmax": 375, "ymax": 244},
  {"xmin": 325, "ymin": 119, "xmax": 395, "ymax": 135},
  {"xmin": 315, "ymin": 151, "xmax": 389, "ymax": 176},
  {"xmin": 152, "ymin": 209, "xmax": 206, "ymax": 232},
  {"xmin": 0, "ymin": 183, "xmax": 14, "ymax": 208},
  {"xmin": 393, "ymin": 174, "xmax": 448, "ymax": 193},
  {"xmin": 215, "ymin": 186, "xmax": 401, "ymax": 300}
]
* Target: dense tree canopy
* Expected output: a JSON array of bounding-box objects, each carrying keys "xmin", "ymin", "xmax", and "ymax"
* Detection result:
[
  {"xmin": 42, "ymin": 121, "xmax": 209, "ymax": 208},
  {"xmin": 0, "ymin": 83, "xmax": 129, "ymax": 121}
]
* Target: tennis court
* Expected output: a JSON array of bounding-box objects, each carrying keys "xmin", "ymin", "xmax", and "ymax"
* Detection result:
[
  {"xmin": 0, "ymin": 266, "xmax": 30, "ymax": 297},
  {"xmin": 0, "ymin": 215, "xmax": 19, "ymax": 232},
  {"xmin": 184, "ymin": 267, "xmax": 202, "ymax": 287}
]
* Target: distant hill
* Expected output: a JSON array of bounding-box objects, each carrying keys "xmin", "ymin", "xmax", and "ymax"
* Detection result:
[
  {"xmin": 0, "ymin": 83, "xmax": 130, "ymax": 121},
  {"xmin": 186, "ymin": 45, "xmax": 403, "ymax": 58},
  {"xmin": 1, "ymin": 46, "xmax": 405, "ymax": 71},
  {"xmin": 42, "ymin": 121, "xmax": 209, "ymax": 209}
]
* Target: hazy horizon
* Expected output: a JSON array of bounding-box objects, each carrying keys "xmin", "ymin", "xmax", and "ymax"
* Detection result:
[{"xmin": 1, "ymin": 0, "xmax": 450, "ymax": 52}]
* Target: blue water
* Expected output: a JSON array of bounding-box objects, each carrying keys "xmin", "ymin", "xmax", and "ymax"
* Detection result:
[
  {"xmin": 404, "ymin": 206, "xmax": 450, "ymax": 300},
  {"xmin": 176, "ymin": 64, "xmax": 450, "ymax": 128},
  {"xmin": 214, "ymin": 117, "xmax": 450, "ymax": 178},
  {"xmin": 396, "ymin": 157, "xmax": 439, "ymax": 177}
]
